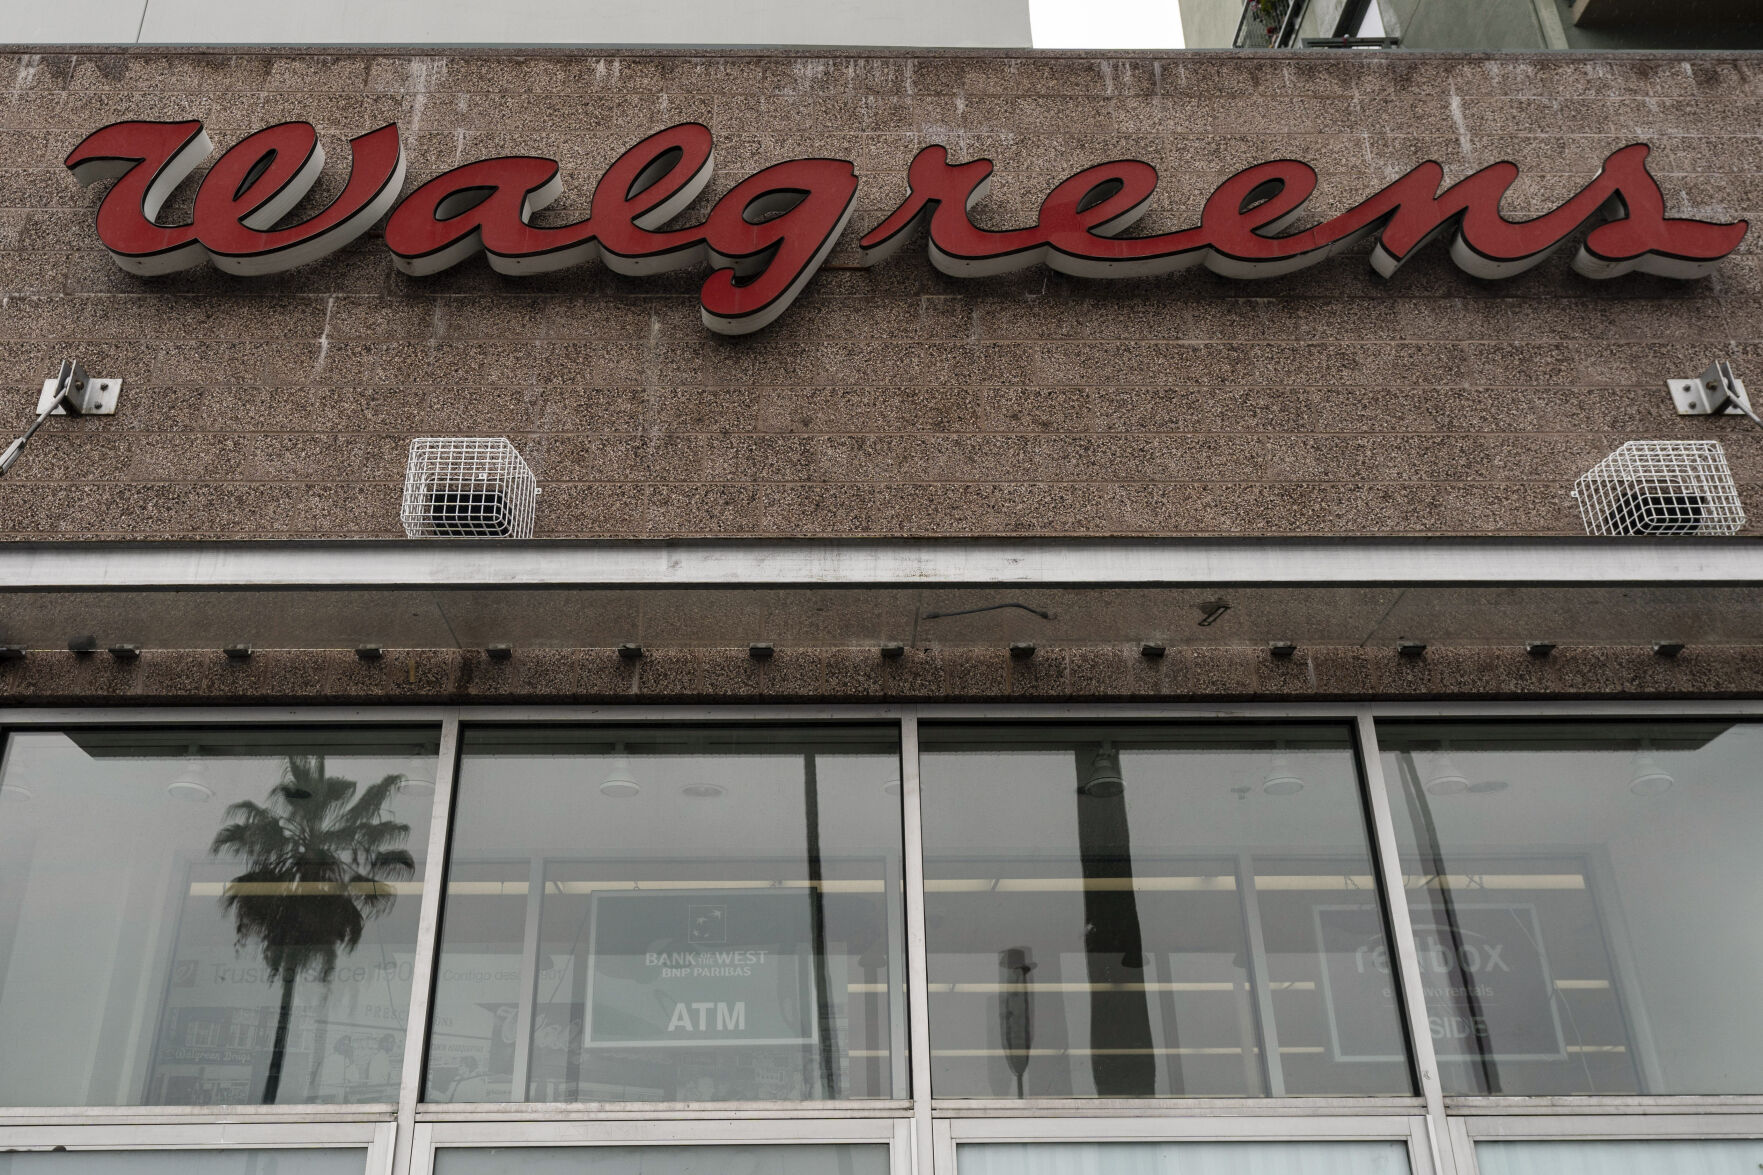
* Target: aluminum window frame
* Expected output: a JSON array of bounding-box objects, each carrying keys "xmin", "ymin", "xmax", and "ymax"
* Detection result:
[
  {"xmin": 939, "ymin": 1113, "xmax": 1439, "ymax": 1175},
  {"xmin": 1449, "ymin": 1112, "xmax": 1763, "ymax": 1175},
  {"xmin": 0, "ymin": 1121, "xmax": 394, "ymax": 1174},
  {"xmin": 409, "ymin": 1116, "xmax": 912, "ymax": 1175},
  {"xmin": 0, "ymin": 701, "xmax": 1760, "ymax": 1175}
]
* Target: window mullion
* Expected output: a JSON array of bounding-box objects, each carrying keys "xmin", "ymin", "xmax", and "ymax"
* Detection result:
[
  {"xmin": 900, "ymin": 712, "xmax": 936, "ymax": 1175},
  {"xmin": 1356, "ymin": 711, "xmax": 1458, "ymax": 1175},
  {"xmin": 392, "ymin": 708, "xmax": 462, "ymax": 1175}
]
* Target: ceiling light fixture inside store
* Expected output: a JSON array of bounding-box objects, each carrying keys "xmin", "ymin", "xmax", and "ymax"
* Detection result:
[
  {"xmin": 1629, "ymin": 742, "xmax": 1676, "ymax": 797},
  {"xmin": 165, "ymin": 745, "xmax": 213, "ymax": 803},
  {"xmin": 1262, "ymin": 743, "xmax": 1305, "ymax": 796},
  {"xmin": 682, "ymin": 782, "xmax": 726, "ymax": 799},
  {"xmin": 399, "ymin": 776, "xmax": 436, "ymax": 797},
  {"xmin": 1080, "ymin": 744, "xmax": 1125, "ymax": 798},
  {"xmin": 1423, "ymin": 744, "xmax": 1470, "ymax": 796},
  {"xmin": 600, "ymin": 746, "xmax": 640, "ymax": 798}
]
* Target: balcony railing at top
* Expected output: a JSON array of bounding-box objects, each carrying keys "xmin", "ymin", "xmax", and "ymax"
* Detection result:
[
  {"xmin": 1234, "ymin": 0, "xmax": 1401, "ymax": 48},
  {"xmin": 1234, "ymin": 0, "xmax": 1304, "ymax": 48}
]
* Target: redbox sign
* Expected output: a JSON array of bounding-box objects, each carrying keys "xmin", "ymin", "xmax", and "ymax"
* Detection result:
[{"xmin": 66, "ymin": 119, "xmax": 1748, "ymax": 336}]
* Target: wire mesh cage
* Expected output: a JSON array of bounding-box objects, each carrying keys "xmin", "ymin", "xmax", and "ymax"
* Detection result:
[
  {"xmin": 401, "ymin": 437, "xmax": 538, "ymax": 539},
  {"xmin": 1572, "ymin": 440, "xmax": 1746, "ymax": 537}
]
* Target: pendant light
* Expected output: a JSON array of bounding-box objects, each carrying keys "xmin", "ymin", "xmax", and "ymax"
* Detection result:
[
  {"xmin": 1423, "ymin": 742, "xmax": 1470, "ymax": 796},
  {"xmin": 1078, "ymin": 744, "xmax": 1125, "ymax": 798},
  {"xmin": 600, "ymin": 743, "xmax": 640, "ymax": 798},
  {"xmin": 165, "ymin": 744, "xmax": 214, "ymax": 803},
  {"xmin": 1262, "ymin": 742, "xmax": 1305, "ymax": 796},
  {"xmin": 1629, "ymin": 740, "xmax": 1675, "ymax": 797}
]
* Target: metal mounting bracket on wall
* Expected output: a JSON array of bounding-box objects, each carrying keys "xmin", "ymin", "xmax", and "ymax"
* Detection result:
[
  {"xmin": 0, "ymin": 360, "xmax": 124, "ymax": 477},
  {"xmin": 1668, "ymin": 360, "xmax": 1761, "ymax": 426},
  {"xmin": 36, "ymin": 371, "xmax": 120, "ymax": 416}
]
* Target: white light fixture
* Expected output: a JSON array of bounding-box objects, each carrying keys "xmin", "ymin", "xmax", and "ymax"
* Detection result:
[
  {"xmin": 0, "ymin": 782, "xmax": 32, "ymax": 801},
  {"xmin": 399, "ymin": 776, "xmax": 436, "ymax": 797},
  {"xmin": 1629, "ymin": 742, "xmax": 1675, "ymax": 797},
  {"xmin": 165, "ymin": 745, "xmax": 213, "ymax": 803},
  {"xmin": 682, "ymin": 782, "xmax": 726, "ymax": 799},
  {"xmin": 599, "ymin": 746, "xmax": 640, "ymax": 798},
  {"xmin": 1261, "ymin": 744, "xmax": 1305, "ymax": 796},
  {"xmin": 1424, "ymin": 745, "xmax": 1470, "ymax": 796}
]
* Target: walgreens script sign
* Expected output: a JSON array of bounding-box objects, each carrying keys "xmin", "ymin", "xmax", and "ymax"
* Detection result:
[{"xmin": 68, "ymin": 119, "xmax": 1748, "ymax": 335}]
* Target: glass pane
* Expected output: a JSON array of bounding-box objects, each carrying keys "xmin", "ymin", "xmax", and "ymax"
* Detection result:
[
  {"xmin": 1381, "ymin": 721, "xmax": 1763, "ymax": 1095},
  {"xmin": 0, "ymin": 727, "xmax": 439, "ymax": 1107},
  {"xmin": 433, "ymin": 1145, "xmax": 889, "ymax": 1175},
  {"xmin": 959, "ymin": 1141, "xmax": 1411, "ymax": 1175},
  {"xmin": 919, "ymin": 723, "xmax": 1413, "ymax": 1098},
  {"xmin": 428, "ymin": 725, "xmax": 905, "ymax": 1102},
  {"xmin": 1478, "ymin": 1140, "xmax": 1763, "ymax": 1175},
  {"xmin": 0, "ymin": 1152, "xmax": 364, "ymax": 1175}
]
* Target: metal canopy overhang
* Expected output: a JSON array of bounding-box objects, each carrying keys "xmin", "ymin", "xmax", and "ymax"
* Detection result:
[{"xmin": 1, "ymin": 537, "xmax": 1761, "ymax": 652}]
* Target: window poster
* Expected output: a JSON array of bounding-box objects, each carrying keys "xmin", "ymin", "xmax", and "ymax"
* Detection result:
[
  {"xmin": 424, "ymin": 885, "xmax": 842, "ymax": 1101},
  {"xmin": 1315, "ymin": 903, "xmax": 1568, "ymax": 1064},
  {"xmin": 583, "ymin": 890, "xmax": 818, "ymax": 1049}
]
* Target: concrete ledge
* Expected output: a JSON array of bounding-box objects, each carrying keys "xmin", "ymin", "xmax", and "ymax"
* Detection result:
[{"xmin": 2, "ymin": 644, "xmax": 1759, "ymax": 705}]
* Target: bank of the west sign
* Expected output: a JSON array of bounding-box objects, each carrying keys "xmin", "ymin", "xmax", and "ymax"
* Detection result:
[{"xmin": 67, "ymin": 119, "xmax": 1749, "ymax": 335}]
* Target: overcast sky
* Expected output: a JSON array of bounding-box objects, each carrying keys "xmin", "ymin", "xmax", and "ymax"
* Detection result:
[{"xmin": 1030, "ymin": 0, "xmax": 1186, "ymax": 48}]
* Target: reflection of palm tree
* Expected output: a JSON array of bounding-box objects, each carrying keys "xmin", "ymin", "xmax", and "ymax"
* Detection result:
[{"xmin": 210, "ymin": 755, "xmax": 414, "ymax": 1104}]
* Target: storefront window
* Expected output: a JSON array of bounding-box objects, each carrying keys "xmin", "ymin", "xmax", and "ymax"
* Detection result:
[
  {"xmin": 432, "ymin": 1146, "xmax": 889, "ymax": 1175},
  {"xmin": 957, "ymin": 1141, "xmax": 1411, "ymax": 1175},
  {"xmin": 918, "ymin": 724, "xmax": 1413, "ymax": 1098},
  {"xmin": 0, "ymin": 1153, "xmax": 366, "ymax": 1175},
  {"xmin": 0, "ymin": 728, "xmax": 438, "ymax": 1108},
  {"xmin": 426, "ymin": 725, "xmax": 906, "ymax": 1103},
  {"xmin": 1381, "ymin": 722, "xmax": 1763, "ymax": 1095}
]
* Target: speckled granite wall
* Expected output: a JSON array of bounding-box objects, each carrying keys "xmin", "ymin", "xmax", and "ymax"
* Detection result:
[{"xmin": 3, "ymin": 48, "xmax": 1762, "ymax": 542}]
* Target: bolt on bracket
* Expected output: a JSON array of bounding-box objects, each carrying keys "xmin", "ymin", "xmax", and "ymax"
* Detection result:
[
  {"xmin": 1, "ymin": 360, "xmax": 124, "ymax": 477},
  {"xmin": 1669, "ymin": 361, "xmax": 1754, "ymax": 418},
  {"xmin": 37, "ymin": 373, "xmax": 121, "ymax": 416}
]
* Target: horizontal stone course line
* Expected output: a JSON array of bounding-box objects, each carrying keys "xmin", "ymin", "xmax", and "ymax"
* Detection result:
[{"xmin": 3, "ymin": 476, "xmax": 1759, "ymax": 487}]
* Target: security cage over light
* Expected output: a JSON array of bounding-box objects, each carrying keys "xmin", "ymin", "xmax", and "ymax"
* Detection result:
[
  {"xmin": 1572, "ymin": 440, "xmax": 1746, "ymax": 537},
  {"xmin": 401, "ymin": 437, "xmax": 538, "ymax": 539}
]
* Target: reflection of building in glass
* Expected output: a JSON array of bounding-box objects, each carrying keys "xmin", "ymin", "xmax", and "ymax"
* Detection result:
[{"xmin": 1183, "ymin": 0, "xmax": 1763, "ymax": 47}]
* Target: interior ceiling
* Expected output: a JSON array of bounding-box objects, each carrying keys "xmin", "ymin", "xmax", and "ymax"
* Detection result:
[{"xmin": 0, "ymin": 584, "xmax": 1757, "ymax": 652}]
